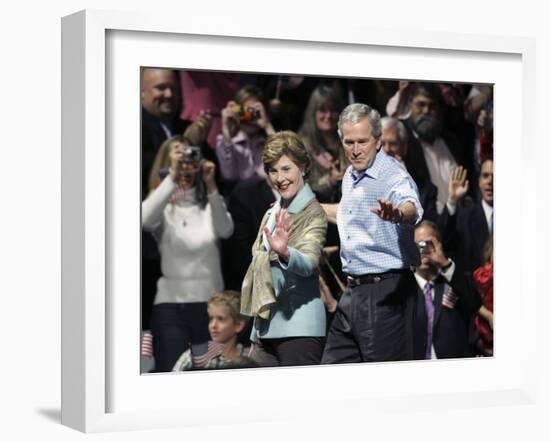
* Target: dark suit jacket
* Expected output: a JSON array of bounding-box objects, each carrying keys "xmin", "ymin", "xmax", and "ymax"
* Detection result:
[
  {"xmin": 418, "ymin": 179, "xmax": 438, "ymax": 223},
  {"xmin": 403, "ymin": 118, "xmax": 472, "ymax": 181},
  {"xmin": 438, "ymin": 199, "xmax": 490, "ymax": 273},
  {"xmin": 403, "ymin": 119, "xmax": 477, "ymax": 203},
  {"xmin": 412, "ymin": 267, "xmax": 481, "ymax": 360},
  {"xmin": 221, "ymin": 176, "xmax": 276, "ymax": 291}
]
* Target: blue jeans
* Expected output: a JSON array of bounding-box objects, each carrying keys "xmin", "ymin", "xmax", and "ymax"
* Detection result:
[{"xmin": 150, "ymin": 302, "xmax": 209, "ymax": 372}]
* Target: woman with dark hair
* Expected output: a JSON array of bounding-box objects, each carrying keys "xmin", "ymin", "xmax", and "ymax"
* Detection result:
[
  {"xmin": 215, "ymin": 85, "xmax": 275, "ymax": 185},
  {"xmin": 241, "ymin": 131, "xmax": 328, "ymax": 366},
  {"xmin": 298, "ymin": 85, "xmax": 347, "ymax": 203},
  {"xmin": 142, "ymin": 135, "xmax": 234, "ymax": 372}
]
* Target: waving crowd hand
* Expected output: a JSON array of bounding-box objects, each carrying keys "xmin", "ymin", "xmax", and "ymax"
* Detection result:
[{"xmin": 447, "ymin": 165, "xmax": 469, "ymax": 205}]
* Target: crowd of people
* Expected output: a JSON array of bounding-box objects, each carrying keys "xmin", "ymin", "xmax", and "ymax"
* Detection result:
[{"xmin": 140, "ymin": 68, "xmax": 494, "ymax": 373}]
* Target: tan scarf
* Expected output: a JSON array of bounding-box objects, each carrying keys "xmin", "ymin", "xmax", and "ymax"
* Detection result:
[{"xmin": 240, "ymin": 199, "xmax": 327, "ymax": 319}]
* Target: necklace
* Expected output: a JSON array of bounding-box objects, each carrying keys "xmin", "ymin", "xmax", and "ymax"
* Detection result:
[{"xmin": 169, "ymin": 186, "xmax": 195, "ymax": 227}]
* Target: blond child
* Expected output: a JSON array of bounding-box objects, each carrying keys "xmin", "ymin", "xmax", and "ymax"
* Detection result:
[{"xmin": 172, "ymin": 291, "xmax": 249, "ymax": 371}]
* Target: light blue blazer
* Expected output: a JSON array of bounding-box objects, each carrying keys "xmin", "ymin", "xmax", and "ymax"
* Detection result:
[{"xmin": 250, "ymin": 184, "xmax": 327, "ymax": 342}]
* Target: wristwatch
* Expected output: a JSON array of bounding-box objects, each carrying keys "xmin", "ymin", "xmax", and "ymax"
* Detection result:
[{"xmin": 441, "ymin": 259, "xmax": 453, "ymax": 271}]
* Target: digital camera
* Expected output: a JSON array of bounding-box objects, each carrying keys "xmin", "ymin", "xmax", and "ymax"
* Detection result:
[
  {"xmin": 232, "ymin": 104, "xmax": 260, "ymax": 122},
  {"xmin": 416, "ymin": 240, "xmax": 428, "ymax": 254},
  {"xmin": 181, "ymin": 145, "xmax": 202, "ymax": 162}
]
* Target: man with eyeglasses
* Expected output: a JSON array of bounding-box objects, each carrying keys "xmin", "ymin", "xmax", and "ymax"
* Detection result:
[{"xmin": 321, "ymin": 103, "xmax": 423, "ymax": 364}]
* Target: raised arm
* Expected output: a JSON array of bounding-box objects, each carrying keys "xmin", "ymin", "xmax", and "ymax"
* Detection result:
[
  {"xmin": 371, "ymin": 172, "xmax": 423, "ymax": 224},
  {"xmin": 142, "ymin": 177, "xmax": 176, "ymax": 231},
  {"xmin": 447, "ymin": 165, "xmax": 469, "ymax": 209},
  {"xmin": 370, "ymin": 198, "xmax": 418, "ymax": 224},
  {"xmin": 142, "ymin": 144, "xmax": 185, "ymax": 231}
]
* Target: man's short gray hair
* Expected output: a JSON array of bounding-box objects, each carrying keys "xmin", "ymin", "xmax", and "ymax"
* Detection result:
[
  {"xmin": 337, "ymin": 103, "xmax": 382, "ymax": 140},
  {"xmin": 380, "ymin": 116, "xmax": 408, "ymax": 144}
]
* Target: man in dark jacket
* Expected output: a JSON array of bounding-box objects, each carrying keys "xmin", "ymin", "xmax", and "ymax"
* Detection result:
[
  {"xmin": 438, "ymin": 157, "xmax": 493, "ymax": 273},
  {"xmin": 412, "ymin": 220, "xmax": 481, "ymax": 359},
  {"xmin": 403, "ymin": 83, "xmax": 475, "ymax": 215}
]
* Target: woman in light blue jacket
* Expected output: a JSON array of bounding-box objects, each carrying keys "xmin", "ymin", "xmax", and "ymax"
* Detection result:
[{"xmin": 241, "ymin": 131, "xmax": 328, "ymax": 366}]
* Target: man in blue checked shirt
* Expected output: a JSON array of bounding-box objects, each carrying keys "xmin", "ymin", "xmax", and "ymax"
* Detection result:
[{"xmin": 321, "ymin": 103, "xmax": 423, "ymax": 364}]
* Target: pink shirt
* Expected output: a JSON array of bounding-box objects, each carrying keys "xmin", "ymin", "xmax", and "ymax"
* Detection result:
[
  {"xmin": 215, "ymin": 131, "xmax": 267, "ymax": 182},
  {"xmin": 179, "ymin": 71, "xmax": 240, "ymax": 148}
]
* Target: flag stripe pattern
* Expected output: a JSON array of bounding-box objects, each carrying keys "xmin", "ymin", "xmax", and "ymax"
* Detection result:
[
  {"xmin": 141, "ymin": 330, "xmax": 154, "ymax": 359},
  {"xmin": 192, "ymin": 342, "xmax": 225, "ymax": 367},
  {"xmin": 442, "ymin": 287, "xmax": 457, "ymax": 309}
]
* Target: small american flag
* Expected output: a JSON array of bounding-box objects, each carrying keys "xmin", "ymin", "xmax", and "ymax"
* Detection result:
[
  {"xmin": 141, "ymin": 330, "xmax": 154, "ymax": 359},
  {"xmin": 192, "ymin": 342, "xmax": 225, "ymax": 367},
  {"xmin": 442, "ymin": 287, "xmax": 457, "ymax": 309}
]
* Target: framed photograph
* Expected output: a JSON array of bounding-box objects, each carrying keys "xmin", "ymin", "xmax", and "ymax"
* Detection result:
[{"xmin": 62, "ymin": 9, "xmax": 536, "ymax": 433}]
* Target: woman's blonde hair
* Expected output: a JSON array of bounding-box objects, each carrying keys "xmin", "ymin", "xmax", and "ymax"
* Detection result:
[
  {"xmin": 262, "ymin": 130, "xmax": 311, "ymax": 178},
  {"xmin": 148, "ymin": 135, "xmax": 185, "ymax": 192}
]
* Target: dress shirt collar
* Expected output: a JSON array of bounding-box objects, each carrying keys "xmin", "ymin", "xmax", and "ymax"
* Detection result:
[
  {"xmin": 414, "ymin": 266, "xmax": 454, "ymax": 291},
  {"xmin": 481, "ymin": 198, "xmax": 493, "ymax": 227},
  {"xmin": 349, "ymin": 147, "xmax": 383, "ymax": 182},
  {"xmin": 414, "ymin": 272, "xmax": 432, "ymax": 292}
]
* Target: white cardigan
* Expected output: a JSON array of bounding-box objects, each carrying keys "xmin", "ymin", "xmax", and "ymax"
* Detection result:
[{"xmin": 142, "ymin": 177, "xmax": 234, "ymax": 304}]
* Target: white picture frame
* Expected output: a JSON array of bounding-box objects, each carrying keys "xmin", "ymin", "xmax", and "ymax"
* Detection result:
[{"xmin": 61, "ymin": 8, "xmax": 537, "ymax": 433}]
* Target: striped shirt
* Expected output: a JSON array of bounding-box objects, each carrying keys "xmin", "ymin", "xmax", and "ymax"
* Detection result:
[{"xmin": 337, "ymin": 148, "xmax": 422, "ymax": 275}]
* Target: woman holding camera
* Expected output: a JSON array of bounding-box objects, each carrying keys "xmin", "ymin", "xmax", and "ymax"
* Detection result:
[
  {"xmin": 215, "ymin": 85, "xmax": 275, "ymax": 186},
  {"xmin": 241, "ymin": 131, "xmax": 328, "ymax": 366},
  {"xmin": 142, "ymin": 135, "xmax": 234, "ymax": 372}
]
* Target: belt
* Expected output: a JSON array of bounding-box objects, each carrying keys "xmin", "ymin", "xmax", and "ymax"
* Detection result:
[{"xmin": 345, "ymin": 269, "xmax": 408, "ymax": 287}]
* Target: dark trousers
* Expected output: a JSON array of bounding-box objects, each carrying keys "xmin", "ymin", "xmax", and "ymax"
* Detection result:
[
  {"xmin": 141, "ymin": 257, "xmax": 161, "ymax": 331},
  {"xmin": 250, "ymin": 337, "xmax": 325, "ymax": 367},
  {"xmin": 150, "ymin": 302, "xmax": 210, "ymax": 372},
  {"xmin": 321, "ymin": 271, "xmax": 416, "ymax": 364}
]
